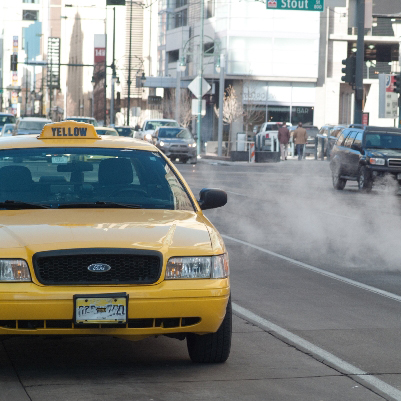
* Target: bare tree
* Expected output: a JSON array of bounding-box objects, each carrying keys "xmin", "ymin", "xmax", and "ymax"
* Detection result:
[
  {"xmin": 163, "ymin": 88, "xmax": 194, "ymax": 128},
  {"xmin": 242, "ymin": 80, "xmax": 265, "ymax": 138},
  {"xmin": 214, "ymin": 85, "xmax": 243, "ymax": 155}
]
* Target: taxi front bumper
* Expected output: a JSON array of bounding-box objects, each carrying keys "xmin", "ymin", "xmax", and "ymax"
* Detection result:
[{"xmin": 0, "ymin": 280, "xmax": 230, "ymax": 337}]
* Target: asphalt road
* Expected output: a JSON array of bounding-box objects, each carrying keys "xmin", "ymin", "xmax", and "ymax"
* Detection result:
[{"xmin": 2, "ymin": 158, "xmax": 401, "ymax": 401}]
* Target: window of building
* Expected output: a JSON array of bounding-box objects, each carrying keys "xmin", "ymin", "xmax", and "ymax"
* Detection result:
[
  {"xmin": 176, "ymin": 0, "xmax": 187, "ymax": 8},
  {"xmin": 168, "ymin": 50, "xmax": 179, "ymax": 64},
  {"xmin": 23, "ymin": 10, "xmax": 39, "ymax": 20},
  {"xmin": 175, "ymin": 8, "xmax": 187, "ymax": 28},
  {"xmin": 23, "ymin": 0, "xmax": 39, "ymax": 3},
  {"xmin": 206, "ymin": 0, "xmax": 215, "ymax": 18}
]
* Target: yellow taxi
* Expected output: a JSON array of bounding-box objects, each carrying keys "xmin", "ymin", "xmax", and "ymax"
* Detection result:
[{"xmin": 0, "ymin": 121, "xmax": 231, "ymax": 363}]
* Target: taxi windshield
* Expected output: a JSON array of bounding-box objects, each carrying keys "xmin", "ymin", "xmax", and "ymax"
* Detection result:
[{"xmin": 0, "ymin": 148, "xmax": 194, "ymax": 210}]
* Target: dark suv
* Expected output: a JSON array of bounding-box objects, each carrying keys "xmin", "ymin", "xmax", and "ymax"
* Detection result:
[{"xmin": 330, "ymin": 126, "xmax": 401, "ymax": 192}]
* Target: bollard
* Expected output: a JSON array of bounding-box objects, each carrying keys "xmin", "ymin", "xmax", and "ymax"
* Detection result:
[
  {"xmin": 249, "ymin": 142, "xmax": 255, "ymax": 163},
  {"xmin": 320, "ymin": 136, "xmax": 325, "ymax": 160},
  {"xmin": 314, "ymin": 136, "xmax": 318, "ymax": 160}
]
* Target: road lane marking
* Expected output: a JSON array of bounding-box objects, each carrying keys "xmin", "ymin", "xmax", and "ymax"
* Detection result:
[
  {"xmin": 222, "ymin": 234, "xmax": 401, "ymax": 303},
  {"xmin": 233, "ymin": 303, "xmax": 401, "ymax": 401}
]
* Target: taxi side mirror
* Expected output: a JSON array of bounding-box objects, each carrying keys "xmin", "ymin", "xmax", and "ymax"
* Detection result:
[{"xmin": 198, "ymin": 188, "xmax": 227, "ymax": 210}]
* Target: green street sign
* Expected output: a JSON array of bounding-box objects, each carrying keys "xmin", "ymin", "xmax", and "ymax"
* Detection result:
[
  {"xmin": 0, "ymin": 89, "xmax": 3, "ymax": 94},
  {"xmin": 267, "ymin": 0, "xmax": 324, "ymax": 11}
]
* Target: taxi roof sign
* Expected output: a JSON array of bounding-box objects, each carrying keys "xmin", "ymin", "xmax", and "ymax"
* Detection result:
[{"xmin": 39, "ymin": 121, "xmax": 101, "ymax": 139}]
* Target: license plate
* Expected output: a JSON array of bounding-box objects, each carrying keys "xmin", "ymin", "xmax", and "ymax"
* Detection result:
[
  {"xmin": 52, "ymin": 156, "xmax": 68, "ymax": 164},
  {"xmin": 74, "ymin": 293, "xmax": 128, "ymax": 324}
]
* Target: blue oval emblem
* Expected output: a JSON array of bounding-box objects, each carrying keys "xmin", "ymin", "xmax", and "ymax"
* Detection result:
[{"xmin": 87, "ymin": 263, "xmax": 111, "ymax": 273}]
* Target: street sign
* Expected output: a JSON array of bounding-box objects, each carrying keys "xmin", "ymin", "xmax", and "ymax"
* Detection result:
[
  {"xmin": 192, "ymin": 99, "xmax": 206, "ymax": 116},
  {"xmin": 267, "ymin": 0, "xmax": 324, "ymax": 11},
  {"xmin": 188, "ymin": 76, "xmax": 211, "ymax": 99},
  {"xmin": 379, "ymin": 74, "xmax": 398, "ymax": 119}
]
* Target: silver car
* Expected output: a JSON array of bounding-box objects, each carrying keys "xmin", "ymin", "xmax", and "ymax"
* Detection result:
[
  {"xmin": 153, "ymin": 127, "xmax": 197, "ymax": 164},
  {"xmin": 0, "ymin": 123, "xmax": 15, "ymax": 137}
]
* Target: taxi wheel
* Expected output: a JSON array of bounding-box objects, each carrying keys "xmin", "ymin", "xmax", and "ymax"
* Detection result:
[{"xmin": 186, "ymin": 297, "xmax": 232, "ymax": 363}]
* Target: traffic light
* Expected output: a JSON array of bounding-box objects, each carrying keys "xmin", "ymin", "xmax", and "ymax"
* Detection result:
[
  {"xmin": 10, "ymin": 54, "xmax": 17, "ymax": 71},
  {"xmin": 394, "ymin": 74, "xmax": 401, "ymax": 94},
  {"xmin": 341, "ymin": 56, "xmax": 356, "ymax": 85}
]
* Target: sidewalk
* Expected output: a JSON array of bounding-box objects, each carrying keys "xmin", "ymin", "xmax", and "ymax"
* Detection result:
[{"xmin": 198, "ymin": 153, "xmax": 310, "ymax": 166}]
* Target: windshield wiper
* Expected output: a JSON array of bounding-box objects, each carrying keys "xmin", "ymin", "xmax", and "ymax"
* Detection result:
[
  {"xmin": 58, "ymin": 201, "xmax": 142, "ymax": 209},
  {"xmin": 0, "ymin": 200, "xmax": 50, "ymax": 210}
]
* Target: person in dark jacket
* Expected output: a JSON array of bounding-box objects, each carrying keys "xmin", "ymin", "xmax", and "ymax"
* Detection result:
[{"xmin": 278, "ymin": 122, "xmax": 290, "ymax": 161}]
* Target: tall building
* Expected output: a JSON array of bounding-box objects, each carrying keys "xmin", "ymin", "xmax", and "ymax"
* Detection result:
[{"xmin": 156, "ymin": 0, "xmax": 401, "ymax": 148}]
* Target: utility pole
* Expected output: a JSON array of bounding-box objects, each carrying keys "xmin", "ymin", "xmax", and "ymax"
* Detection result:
[
  {"xmin": 217, "ymin": 54, "xmax": 225, "ymax": 157},
  {"xmin": 175, "ymin": 61, "xmax": 181, "ymax": 123},
  {"xmin": 110, "ymin": 6, "xmax": 116, "ymax": 125},
  {"xmin": 196, "ymin": 0, "xmax": 205, "ymax": 154},
  {"xmin": 127, "ymin": 0, "xmax": 133, "ymax": 126},
  {"xmin": 354, "ymin": 0, "xmax": 365, "ymax": 125}
]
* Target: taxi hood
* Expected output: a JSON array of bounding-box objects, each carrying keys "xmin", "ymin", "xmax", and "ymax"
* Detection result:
[{"xmin": 0, "ymin": 209, "xmax": 223, "ymax": 256}]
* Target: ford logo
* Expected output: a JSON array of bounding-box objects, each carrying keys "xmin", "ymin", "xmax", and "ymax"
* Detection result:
[{"xmin": 87, "ymin": 263, "xmax": 111, "ymax": 273}]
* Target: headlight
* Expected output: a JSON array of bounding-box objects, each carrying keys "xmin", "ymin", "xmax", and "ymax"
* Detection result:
[
  {"xmin": 159, "ymin": 140, "xmax": 165, "ymax": 147},
  {"xmin": 165, "ymin": 254, "xmax": 229, "ymax": 279},
  {"xmin": 189, "ymin": 143, "xmax": 197, "ymax": 148},
  {"xmin": 369, "ymin": 158, "xmax": 385, "ymax": 165},
  {"xmin": 0, "ymin": 259, "xmax": 31, "ymax": 282},
  {"xmin": 144, "ymin": 133, "xmax": 152, "ymax": 141}
]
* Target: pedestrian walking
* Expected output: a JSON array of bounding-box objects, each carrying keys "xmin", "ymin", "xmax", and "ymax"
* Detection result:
[
  {"xmin": 292, "ymin": 122, "xmax": 308, "ymax": 161},
  {"xmin": 278, "ymin": 122, "xmax": 290, "ymax": 161}
]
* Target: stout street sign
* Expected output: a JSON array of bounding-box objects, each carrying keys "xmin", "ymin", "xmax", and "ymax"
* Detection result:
[{"xmin": 267, "ymin": 0, "xmax": 324, "ymax": 11}]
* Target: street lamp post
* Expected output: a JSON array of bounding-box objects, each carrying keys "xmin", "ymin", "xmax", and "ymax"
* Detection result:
[
  {"xmin": 216, "ymin": 54, "xmax": 225, "ymax": 157},
  {"xmin": 175, "ymin": 61, "xmax": 184, "ymax": 124},
  {"xmin": 110, "ymin": 73, "xmax": 117, "ymax": 125},
  {"xmin": 91, "ymin": 75, "xmax": 95, "ymax": 118},
  {"xmin": 196, "ymin": 0, "xmax": 205, "ymax": 154}
]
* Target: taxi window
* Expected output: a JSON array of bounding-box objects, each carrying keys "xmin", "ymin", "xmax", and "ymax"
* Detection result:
[{"xmin": 0, "ymin": 148, "xmax": 194, "ymax": 211}]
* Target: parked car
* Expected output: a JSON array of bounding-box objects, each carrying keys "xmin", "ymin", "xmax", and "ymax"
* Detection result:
[
  {"xmin": 95, "ymin": 127, "xmax": 119, "ymax": 136},
  {"xmin": 0, "ymin": 123, "xmax": 15, "ymax": 137},
  {"xmin": 255, "ymin": 122, "xmax": 281, "ymax": 151},
  {"xmin": 114, "ymin": 126, "xmax": 135, "ymax": 137},
  {"xmin": 137, "ymin": 119, "xmax": 180, "ymax": 141},
  {"xmin": 13, "ymin": 117, "xmax": 52, "ymax": 135},
  {"xmin": 330, "ymin": 125, "xmax": 401, "ymax": 192},
  {"xmin": 0, "ymin": 113, "xmax": 16, "ymax": 130},
  {"xmin": 64, "ymin": 116, "xmax": 98, "ymax": 126},
  {"xmin": 153, "ymin": 126, "xmax": 197, "ymax": 164}
]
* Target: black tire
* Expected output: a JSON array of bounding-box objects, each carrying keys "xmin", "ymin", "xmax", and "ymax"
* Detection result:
[
  {"xmin": 187, "ymin": 297, "xmax": 232, "ymax": 363},
  {"xmin": 189, "ymin": 157, "xmax": 197, "ymax": 165},
  {"xmin": 180, "ymin": 158, "xmax": 188, "ymax": 164},
  {"xmin": 358, "ymin": 166, "xmax": 373, "ymax": 192},
  {"xmin": 332, "ymin": 167, "xmax": 346, "ymax": 190}
]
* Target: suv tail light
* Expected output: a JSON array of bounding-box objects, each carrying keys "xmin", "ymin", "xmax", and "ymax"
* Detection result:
[{"xmin": 265, "ymin": 134, "xmax": 270, "ymax": 139}]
